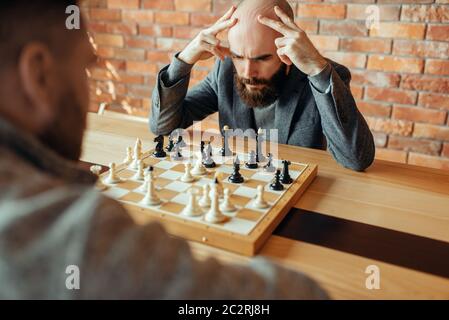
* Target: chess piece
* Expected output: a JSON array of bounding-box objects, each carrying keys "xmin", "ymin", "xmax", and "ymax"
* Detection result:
[
  {"xmin": 198, "ymin": 184, "xmax": 211, "ymax": 208},
  {"xmin": 90, "ymin": 165, "xmax": 107, "ymax": 191},
  {"xmin": 202, "ymin": 146, "xmax": 216, "ymax": 168},
  {"xmin": 165, "ymin": 135, "xmax": 175, "ymax": 152},
  {"xmin": 228, "ymin": 156, "xmax": 244, "ymax": 183},
  {"xmin": 207, "ymin": 141, "xmax": 213, "ymax": 157},
  {"xmin": 263, "ymin": 153, "xmax": 276, "ymax": 173},
  {"xmin": 171, "ymin": 143, "xmax": 183, "ymax": 161},
  {"xmin": 220, "ymin": 125, "xmax": 233, "ymax": 157},
  {"xmin": 212, "ymin": 172, "xmax": 223, "ymax": 198},
  {"xmin": 104, "ymin": 162, "xmax": 121, "ymax": 184},
  {"xmin": 123, "ymin": 146, "xmax": 133, "ymax": 164},
  {"xmin": 191, "ymin": 154, "xmax": 207, "ymax": 176},
  {"xmin": 141, "ymin": 170, "xmax": 161, "ymax": 206},
  {"xmin": 253, "ymin": 185, "xmax": 269, "ymax": 209},
  {"xmin": 181, "ymin": 189, "xmax": 203, "ymax": 217},
  {"xmin": 181, "ymin": 163, "xmax": 195, "ymax": 183},
  {"xmin": 220, "ymin": 188, "xmax": 237, "ymax": 213},
  {"xmin": 133, "ymin": 160, "xmax": 145, "ymax": 181},
  {"xmin": 204, "ymin": 187, "xmax": 228, "ymax": 223},
  {"xmin": 256, "ymin": 128, "xmax": 266, "ymax": 162},
  {"xmin": 280, "ymin": 160, "xmax": 293, "ymax": 184},
  {"xmin": 130, "ymin": 138, "xmax": 142, "ymax": 170},
  {"xmin": 200, "ymin": 141, "xmax": 205, "ymax": 156},
  {"xmin": 153, "ymin": 135, "xmax": 167, "ymax": 158},
  {"xmin": 245, "ymin": 150, "xmax": 258, "ymax": 169},
  {"xmin": 269, "ymin": 169, "xmax": 284, "ymax": 191},
  {"xmin": 176, "ymin": 135, "xmax": 187, "ymax": 148}
]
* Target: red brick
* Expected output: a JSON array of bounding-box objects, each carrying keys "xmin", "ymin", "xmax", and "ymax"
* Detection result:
[
  {"xmin": 320, "ymin": 20, "xmax": 367, "ymax": 37},
  {"xmin": 392, "ymin": 105, "xmax": 447, "ymax": 125},
  {"xmin": 142, "ymin": 0, "xmax": 174, "ymax": 10},
  {"xmin": 418, "ymin": 92, "xmax": 449, "ymax": 111},
  {"xmin": 365, "ymin": 87, "xmax": 417, "ymax": 105},
  {"xmin": 127, "ymin": 61, "xmax": 159, "ymax": 74},
  {"xmin": 340, "ymin": 38, "xmax": 391, "ymax": 54},
  {"xmin": 309, "ymin": 35, "xmax": 340, "ymax": 51},
  {"xmin": 108, "ymin": 0, "xmax": 139, "ymax": 9},
  {"xmin": 425, "ymin": 59, "xmax": 449, "ymax": 76},
  {"xmin": 122, "ymin": 10, "xmax": 154, "ymax": 23},
  {"xmin": 392, "ymin": 40, "xmax": 449, "ymax": 59},
  {"xmin": 426, "ymin": 24, "xmax": 449, "ymax": 41},
  {"xmin": 297, "ymin": 4, "xmax": 346, "ymax": 19},
  {"xmin": 365, "ymin": 117, "xmax": 414, "ymax": 136},
  {"xmin": 324, "ymin": 52, "xmax": 367, "ymax": 69},
  {"xmin": 82, "ymin": 0, "xmax": 108, "ymax": 8},
  {"xmin": 173, "ymin": 26, "xmax": 203, "ymax": 39},
  {"xmin": 87, "ymin": 22, "xmax": 108, "ymax": 33},
  {"xmin": 442, "ymin": 143, "xmax": 449, "ymax": 158},
  {"xmin": 401, "ymin": 75, "xmax": 449, "ymax": 93},
  {"xmin": 88, "ymin": 68, "xmax": 112, "ymax": 81},
  {"xmin": 125, "ymin": 37, "xmax": 155, "ymax": 49},
  {"xmin": 370, "ymin": 22, "xmax": 426, "ymax": 40},
  {"xmin": 156, "ymin": 38, "xmax": 190, "ymax": 51},
  {"xmin": 139, "ymin": 25, "xmax": 172, "ymax": 37},
  {"xmin": 401, "ymin": 5, "xmax": 449, "ymax": 22},
  {"xmin": 117, "ymin": 73, "xmax": 144, "ymax": 84},
  {"xmin": 351, "ymin": 70, "xmax": 401, "ymax": 88},
  {"xmin": 146, "ymin": 51, "xmax": 171, "ymax": 64},
  {"xmin": 351, "ymin": 85, "xmax": 364, "ymax": 100},
  {"xmin": 93, "ymin": 34, "xmax": 124, "ymax": 47},
  {"xmin": 175, "ymin": 0, "xmax": 211, "ymax": 12},
  {"xmin": 106, "ymin": 22, "xmax": 138, "ymax": 35},
  {"xmin": 375, "ymin": 148, "xmax": 408, "ymax": 164},
  {"xmin": 347, "ymin": 4, "xmax": 400, "ymax": 20},
  {"xmin": 357, "ymin": 100, "xmax": 392, "ymax": 117},
  {"xmin": 388, "ymin": 136, "xmax": 442, "ymax": 156},
  {"xmin": 413, "ymin": 123, "xmax": 449, "ymax": 141},
  {"xmin": 377, "ymin": 0, "xmax": 433, "ymax": 3},
  {"xmin": 367, "ymin": 55, "xmax": 423, "ymax": 73},
  {"xmin": 112, "ymin": 48, "xmax": 145, "ymax": 60},
  {"xmin": 89, "ymin": 8, "xmax": 121, "ymax": 21},
  {"xmin": 190, "ymin": 13, "xmax": 221, "ymax": 26},
  {"xmin": 408, "ymin": 153, "xmax": 449, "ymax": 170},
  {"xmin": 155, "ymin": 12, "xmax": 189, "ymax": 25},
  {"xmin": 295, "ymin": 19, "xmax": 318, "ymax": 34},
  {"xmin": 127, "ymin": 85, "xmax": 153, "ymax": 98}
]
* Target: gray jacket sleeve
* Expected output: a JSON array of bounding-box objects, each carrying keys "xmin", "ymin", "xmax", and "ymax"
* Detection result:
[
  {"xmin": 80, "ymin": 194, "xmax": 329, "ymax": 299},
  {"xmin": 308, "ymin": 63, "xmax": 375, "ymax": 171},
  {"xmin": 150, "ymin": 53, "xmax": 220, "ymax": 136}
]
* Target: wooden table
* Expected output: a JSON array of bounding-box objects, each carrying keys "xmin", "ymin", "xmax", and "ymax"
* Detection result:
[{"xmin": 82, "ymin": 113, "xmax": 449, "ymax": 300}]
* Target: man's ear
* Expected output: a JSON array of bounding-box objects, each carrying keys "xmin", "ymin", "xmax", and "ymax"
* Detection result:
[{"xmin": 18, "ymin": 42, "xmax": 58, "ymax": 133}]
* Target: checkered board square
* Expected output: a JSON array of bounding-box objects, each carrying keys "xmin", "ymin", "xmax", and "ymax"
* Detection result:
[{"xmin": 99, "ymin": 144, "xmax": 317, "ymax": 256}]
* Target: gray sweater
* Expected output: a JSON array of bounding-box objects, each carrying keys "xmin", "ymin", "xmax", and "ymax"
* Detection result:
[{"xmin": 150, "ymin": 54, "xmax": 375, "ymax": 171}]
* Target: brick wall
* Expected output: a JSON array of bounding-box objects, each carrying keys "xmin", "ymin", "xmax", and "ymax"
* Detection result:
[{"xmin": 82, "ymin": 0, "xmax": 449, "ymax": 170}]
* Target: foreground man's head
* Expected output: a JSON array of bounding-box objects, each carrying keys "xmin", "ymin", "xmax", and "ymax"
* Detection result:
[{"xmin": 0, "ymin": 1, "xmax": 96, "ymax": 161}]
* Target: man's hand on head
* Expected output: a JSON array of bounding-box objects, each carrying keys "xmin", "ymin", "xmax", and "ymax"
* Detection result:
[
  {"xmin": 258, "ymin": 6, "xmax": 328, "ymax": 76},
  {"xmin": 178, "ymin": 6, "xmax": 238, "ymax": 65}
]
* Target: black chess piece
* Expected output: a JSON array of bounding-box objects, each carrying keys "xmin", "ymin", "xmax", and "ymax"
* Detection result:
[
  {"xmin": 165, "ymin": 135, "xmax": 174, "ymax": 152},
  {"xmin": 153, "ymin": 135, "xmax": 167, "ymax": 158},
  {"xmin": 200, "ymin": 141, "xmax": 205, "ymax": 155},
  {"xmin": 270, "ymin": 169, "xmax": 284, "ymax": 191},
  {"xmin": 228, "ymin": 156, "xmax": 244, "ymax": 184},
  {"xmin": 245, "ymin": 150, "xmax": 258, "ymax": 169},
  {"xmin": 280, "ymin": 160, "xmax": 293, "ymax": 184}
]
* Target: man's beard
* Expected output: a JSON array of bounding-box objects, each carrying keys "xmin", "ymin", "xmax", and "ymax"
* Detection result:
[
  {"xmin": 234, "ymin": 63, "xmax": 287, "ymax": 108},
  {"xmin": 38, "ymin": 87, "xmax": 87, "ymax": 162}
]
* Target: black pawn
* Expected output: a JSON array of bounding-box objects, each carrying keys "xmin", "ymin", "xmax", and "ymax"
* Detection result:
[
  {"xmin": 280, "ymin": 160, "xmax": 293, "ymax": 184},
  {"xmin": 165, "ymin": 136, "xmax": 174, "ymax": 152},
  {"xmin": 228, "ymin": 156, "xmax": 244, "ymax": 184},
  {"xmin": 153, "ymin": 135, "xmax": 167, "ymax": 158},
  {"xmin": 270, "ymin": 169, "xmax": 284, "ymax": 191}
]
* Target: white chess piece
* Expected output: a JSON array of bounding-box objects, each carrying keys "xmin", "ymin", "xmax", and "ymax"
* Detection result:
[
  {"xmin": 141, "ymin": 171, "xmax": 161, "ymax": 206},
  {"xmin": 191, "ymin": 154, "xmax": 207, "ymax": 176},
  {"xmin": 181, "ymin": 189, "xmax": 203, "ymax": 217},
  {"xmin": 90, "ymin": 165, "xmax": 107, "ymax": 191},
  {"xmin": 139, "ymin": 169, "xmax": 152, "ymax": 192},
  {"xmin": 181, "ymin": 163, "xmax": 195, "ymax": 183},
  {"xmin": 220, "ymin": 188, "xmax": 236, "ymax": 213},
  {"xmin": 104, "ymin": 162, "xmax": 121, "ymax": 184},
  {"xmin": 253, "ymin": 185, "xmax": 269, "ymax": 209},
  {"xmin": 133, "ymin": 160, "xmax": 145, "ymax": 181},
  {"xmin": 204, "ymin": 187, "xmax": 228, "ymax": 223},
  {"xmin": 198, "ymin": 184, "xmax": 211, "ymax": 208},
  {"xmin": 123, "ymin": 146, "xmax": 133, "ymax": 164},
  {"xmin": 130, "ymin": 138, "xmax": 142, "ymax": 170}
]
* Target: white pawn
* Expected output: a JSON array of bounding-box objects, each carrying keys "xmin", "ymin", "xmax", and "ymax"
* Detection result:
[
  {"xmin": 123, "ymin": 146, "xmax": 133, "ymax": 164},
  {"xmin": 181, "ymin": 189, "xmax": 203, "ymax": 217},
  {"xmin": 253, "ymin": 185, "xmax": 269, "ymax": 209},
  {"xmin": 104, "ymin": 162, "xmax": 121, "ymax": 184},
  {"xmin": 130, "ymin": 138, "xmax": 142, "ymax": 170},
  {"xmin": 181, "ymin": 163, "xmax": 195, "ymax": 183},
  {"xmin": 204, "ymin": 187, "xmax": 228, "ymax": 224},
  {"xmin": 133, "ymin": 160, "xmax": 145, "ymax": 181},
  {"xmin": 90, "ymin": 165, "xmax": 107, "ymax": 191},
  {"xmin": 220, "ymin": 188, "xmax": 236, "ymax": 213},
  {"xmin": 141, "ymin": 172, "xmax": 161, "ymax": 206},
  {"xmin": 198, "ymin": 184, "xmax": 211, "ymax": 208},
  {"xmin": 191, "ymin": 153, "xmax": 207, "ymax": 176}
]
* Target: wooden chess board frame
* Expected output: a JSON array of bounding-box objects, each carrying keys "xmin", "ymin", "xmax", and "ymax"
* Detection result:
[{"xmin": 101, "ymin": 150, "xmax": 318, "ymax": 256}]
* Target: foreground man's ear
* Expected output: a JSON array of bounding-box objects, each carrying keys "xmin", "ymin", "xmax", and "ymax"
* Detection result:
[{"xmin": 18, "ymin": 42, "xmax": 58, "ymax": 134}]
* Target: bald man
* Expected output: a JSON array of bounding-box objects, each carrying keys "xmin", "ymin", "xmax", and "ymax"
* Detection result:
[{"xmin": 150, "ymin": 0, "xmax": 375, "ymax": 171}]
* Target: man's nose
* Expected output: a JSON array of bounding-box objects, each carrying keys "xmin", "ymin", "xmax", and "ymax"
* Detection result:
[{"xmin": 243, "ymin": 60, "xmax": 257, "ymax": 79}]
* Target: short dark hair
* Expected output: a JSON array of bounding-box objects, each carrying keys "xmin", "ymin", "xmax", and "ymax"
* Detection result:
[{"xmin": 0, "ymin": 1, "xmax": 80, "ymax": 70}]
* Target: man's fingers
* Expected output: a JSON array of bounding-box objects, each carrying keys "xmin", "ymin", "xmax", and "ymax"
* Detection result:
[
  {"xmin": 274, "ymin": 37, "xmax": 289, "ymax": 48},
  {"xmin": 274, "ymin": 5, "xmax": 297, "ymax": 29},
  {"xmin": 216, "ymin": 5, "xmax": 236, "ymax": 23},
  {"xmin": 201, "ymin": 41, "xmax": 225, "ymax": 60},
  {"xmin": 201, "ymin": 33, "xmax": 220, "ymax": 46},
  {"xmin": 209, "ymin": 17, "xmax": 238, "ymax": 35},
  {"xmin": 257, "ymin": 15, "xmax": 293, "ymax": 36},
  {"xmin": 277, "ymin": 48, "xmax": 292, "ymax": 65}
]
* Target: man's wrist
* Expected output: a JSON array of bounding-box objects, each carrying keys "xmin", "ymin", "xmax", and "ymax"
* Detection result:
[{"xmin": 309, "ymin": 58, "xmax": 329, "ymax": 77}]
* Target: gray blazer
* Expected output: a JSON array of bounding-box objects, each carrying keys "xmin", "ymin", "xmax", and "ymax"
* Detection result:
[{"xmin": 150, "ymin": 54, "xmax": 375, "ymax": 171}]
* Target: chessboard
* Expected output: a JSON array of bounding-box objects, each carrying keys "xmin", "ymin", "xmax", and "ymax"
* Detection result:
[{"xmin": 96, "ymin": 140, "xmax": 318, "ymax": 256}]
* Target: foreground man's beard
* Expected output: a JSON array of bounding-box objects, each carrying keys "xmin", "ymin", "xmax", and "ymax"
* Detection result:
[{"xmin": 234, "ymin": 63, "xmax": 287, "ymax": 108}]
